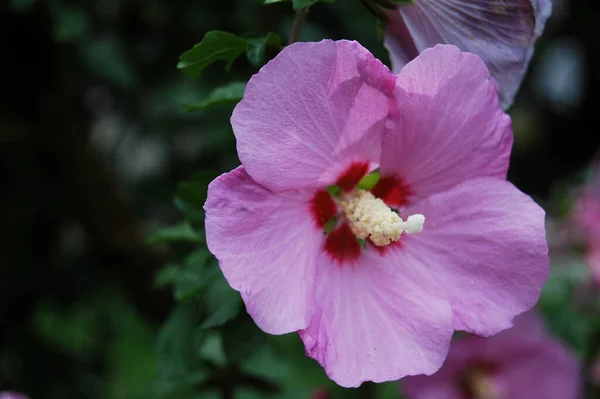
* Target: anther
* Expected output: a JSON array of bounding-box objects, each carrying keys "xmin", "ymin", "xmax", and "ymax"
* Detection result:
[{"xmin": 340, "ymin": 190, "xmax": 424, "ymax": 246}]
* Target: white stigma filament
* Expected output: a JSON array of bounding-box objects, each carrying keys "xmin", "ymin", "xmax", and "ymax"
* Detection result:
[{"xmin": 340, "ymin": 190, "xmax": 425, "ymax": 246}]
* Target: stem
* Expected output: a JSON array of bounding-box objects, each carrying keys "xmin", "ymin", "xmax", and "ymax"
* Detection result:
[{"xmin": 289, "ymin": 7, "xmax": 309, "ymax": 44}]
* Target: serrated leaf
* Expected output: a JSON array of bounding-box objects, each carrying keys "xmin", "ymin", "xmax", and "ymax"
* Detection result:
[
  {"xmin": 200, "ymin": 266, "xmax": 242, "ymax": 329},
  {"xmin": 245, "ymin": 32, "xmax": 281, "ymax": 67},
  {"xmin": 185, "ymin": 81, "xmax": 247, "ymax": 111},
  {"xmin": 177, "ymin": 31, "xmax": 248, "ymax": 78},
  {"xmin": 146, "ymin": 221, "xmax": 204, "ymax": 245},
  {"xmin": 222, "ymin": 312, "xmax": 266, "ymax": 363}
]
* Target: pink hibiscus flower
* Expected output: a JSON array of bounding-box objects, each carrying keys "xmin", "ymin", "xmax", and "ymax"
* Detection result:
[
  {"xmin": 383, "ymin": 0, "xmax": 552, "ymax": 109},
  {"xmin": 403, "ymin": 312, "xmax": 580, "ymax": 399},
  {"xmin": 204, "ymin": 40, "xmax": 549, "ymax": 387}
]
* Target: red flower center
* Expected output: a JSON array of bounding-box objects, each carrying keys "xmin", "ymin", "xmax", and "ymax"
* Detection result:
[{"xmin": 309, "ymin": 161, "xmax": 413, "ymax": 264}]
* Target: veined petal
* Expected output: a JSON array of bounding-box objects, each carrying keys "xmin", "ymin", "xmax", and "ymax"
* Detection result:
[
  {"xmin": 381, "ymin": 45, "xmax": 512, "ymax": 201},
  {"xmin": 299, "ymin": 250, "xmax": 453, "ymax": 387},
  {"xmin": 204, "ymin": 166, "xmax": 322, "ymax": 334},
  {"xmin": 384, "ymin": 0, "xmax": 552, "ymax": 109},
  {"xmin": 398, "ymin": 178, "xmax": 549, "ymax": 336},
  {"xmin": 231, "ymin": 40, "xmax": 395, "ymax": 192}
]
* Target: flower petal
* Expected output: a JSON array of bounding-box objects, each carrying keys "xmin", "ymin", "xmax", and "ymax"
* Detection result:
[
  {"xmin": 383, "ymin": 11, "xmax": 418, "ymax": 71},
  {"xmin": 381, "ymin": 45, "xmax": 512, "ymax": 201},
  {"xmin": 299, "ymin": 250, "xmax": 453, "ymax": 387},
  {"xmin": 204, "ymin": 166, "xmax": 322, "ymax": 334},
  {"xmin": 495, "ymin": 341, "xmax": 581, "ymax": 399},
  {"xmin": 231, "ymin": 40, "xmax": 396, "ymax": 192},
  {"xmin": 399, "ymin": 178, "xmax": 549, "ymax": 336},
  {"xmin": 384, "ymin": 0, "xmax": 552, "ymax": 109},
  {"xmin": 403, "ymin": 312, "xmax": 579, "ymax": 399}
]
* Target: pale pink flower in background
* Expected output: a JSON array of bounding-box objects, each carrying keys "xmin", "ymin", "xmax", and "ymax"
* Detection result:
[
  {"xmin": 403, "ymin": 312, "xmax": 581, "ymax": 399},
  {"xmin": 572, "ymin": 166, "xmax": 600, "ymax": 283},
  {"xmin": 0, "ymin": 393, "xmax": 29, "ymax": 399},
  {"xmin": 204, "ymin": 40, "xmax": 548, "ymax": 387},
  {"xmin": 384, "ymin": 0, "xmax": 552, "ymax": 109}
]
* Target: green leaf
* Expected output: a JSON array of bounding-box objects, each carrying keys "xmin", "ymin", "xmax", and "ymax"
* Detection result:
[
  {"xmin": 292, "ymin": 0, "xmax": 334, "ymax": 9},
  {"xmin": 222, "ymin": 312, "xmax": 266, "ymax": 363},
  {"xmin": 378, "ymin": 381, "xmax": 407, "ymax": 399},
  {"xmin": 240, "ymin": 345, "xmax": 291, "ymax": 381},
  {"xmin": 146, "ymin": 221, "xmax": 204, "ymax": 245},
  {"xmin": 185, "ymin": 81, "xmax": 247, "ymax": 111},
  {"xmin": 178, "ymin": 31, "xmax": 248, "ymax": 78},
  {"xmin": 538, "ymin": 257, "xmax": 600, "ymax": 357},
  {"xmin": 175, "ymin": 171, "xmax": 219, "ymax": 225},
  {"xmin": 200, "ymin": 266, "xmax": 242, "ymax": 329},
  {"xmin": 151, "ymin": 370, "xmax": 211, "ymax": 398},
  {"xmin": 234, "ymin": 388, "xmax": 266, "ymax": 399},
  {"xmin": 155, "ymin": 264, "xmax": 181, "ymax": 288},
  {"xmin": 263, "ymin": 0, "xmax": 287, "ymax": 4},
  {"xmin": 174, "ymin": 250, "xmax": 212, "ymax": 302},
  {"xmin": 245, "ymin": 32, "xmax": 281, "ymax": 67},
  {"xmin": 197, "ymin": 332, "xmax": 227, "ymax": 367},
  {"xmin": 155, "ymin": 250, "xmax": 211, "ymax": 300},
  {"xmin": 367, "ymin": 0, "xmax": 413, "ymax": 10},
  {"xmin": 358, "ymin": 169, "xmax": 380, "ymax": 190},
  {"xmin": 156, "ymin": 301, "xmax": 203, "ymax": 378}
]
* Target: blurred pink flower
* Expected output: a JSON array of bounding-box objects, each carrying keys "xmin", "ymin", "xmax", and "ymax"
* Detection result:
[
  {"xmin": 205, "ymin": 40, "xmax": 548, "ymax": 387},
  {"xmin": 311, "ymin": 387, "xmax": 330, "ymax": 399},
  {"xmin": 0, "ymin": 393, "xmax": 29, "ymax": 399},
  {"xmin": 572, "ymin": 168, "xmax": 600, "ymax": 283},
  {"xmin": 383, "ymin": 0, "xmax": 552, "ymax": 109},
  {"xmin": 403, "ymin": 312, "xmax": 580, "ymax": 399}
]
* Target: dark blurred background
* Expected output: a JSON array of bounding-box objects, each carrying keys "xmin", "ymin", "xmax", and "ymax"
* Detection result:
[{"xmin": 0, "ymin": 0, "xmax": 598, "ymax": 398}]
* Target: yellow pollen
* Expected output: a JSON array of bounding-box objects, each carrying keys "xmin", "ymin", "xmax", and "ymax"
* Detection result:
[
  {"xmin": 340, "ymin": 190, "xmax": 425, "ymax": 246},
  {"xmin": 466, "ymin": 370, "xmax": 500, "ymax": 399}
]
